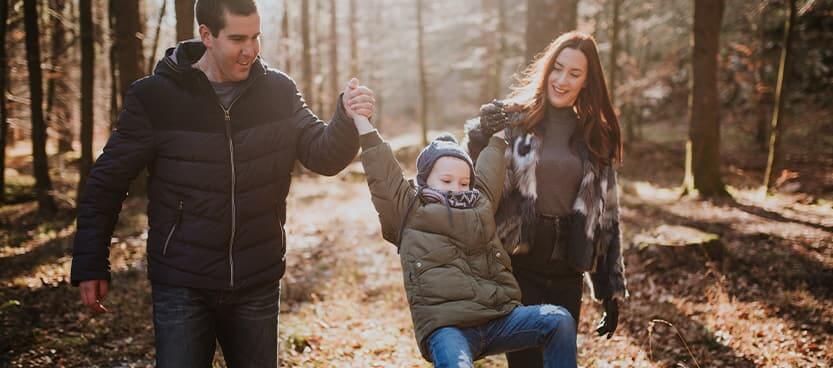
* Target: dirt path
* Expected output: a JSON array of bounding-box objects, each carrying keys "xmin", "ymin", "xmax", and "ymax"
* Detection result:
[
  {"xmin": 276, "ymin": 173, "xmax": 654, "ymax": 368},
  {"xmin": 2, "ymin": 167, "xmax": 832, "ymax": 367},
  {"xmin": 275, "ymin": 172, "xmax": 833, "ymax": 367}
]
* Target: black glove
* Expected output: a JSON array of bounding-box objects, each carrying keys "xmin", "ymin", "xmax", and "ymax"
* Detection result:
[
  {"xmin": 595, "ymin": 298, "xmax": 619, "ymax": 339},
  {"xmin": 478, "ymin": 99, "xmax": 509, "ymax": 137}
]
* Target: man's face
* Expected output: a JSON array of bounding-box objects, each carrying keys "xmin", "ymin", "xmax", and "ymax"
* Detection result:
[{"xmin": 202, "ymin": 10, "xmax": 261, "ymax": 82}]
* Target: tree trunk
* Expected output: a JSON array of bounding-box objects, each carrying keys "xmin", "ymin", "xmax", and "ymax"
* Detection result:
[
  {"xmin": 280, "ymin": 0, "xmax": 290, "ymax": 73},
  {"xmin": 313, "ymin": 0, "xmax": 324, "ymax": 115},
  {"xmin": 526, "ymin": 0, "xmax": 577, "ymax": 62},
  {"xmin": 147, "ymin": 0, "xmax": 167, "ymax": 75},
  {"xmin": 24, "ymin": 0, "xmax": 57, "ymax": 214},
  {"xmin": 494, "ymin": 0, "xmax": 506, "ymax": 98},
  {"xmin": 328, "ymin": 0, "xmax": 338, "ymax": 114},
  {"xmin": 755, "ymin": 86, "xmax": 771, "ymax": 150},
  {"xmin": 754, "ymin": 7, "xmax": 770, "ymax": 150},
  {"xmin": 113, "ymin": 0, "xmax": 144, "ymax": 106},
  {"xmin": 417, "ymin": 0, "xmax": 428, "ymax": 146},
  {"xmin": 46, "ymin": 0, "xmax": 74, "ymax": 153},
  {"xmin": 609, "ymin": 0, "xmax": 620, "ymax": 106},
  {"xmin": 632, "ymin": 22, "xmax": 648, "ymax": 139},
  {"xmin": 300, "ymin": 0, "xmax": 312, "ymax": 108},
  {"xmin": 684, "ymin": 0, "xmax": 728, "ymax": 198},
  {"xmin": 45, "ymin": 2, "xmax": 60, "ymax": 119},
  {"xmin": 367, "ymin": 0, "xmax": 383, "ymax": 132},
  {"xmin": 175, "ymin": 0, "xmax": 194, "ymax": 42},
  {"xmin": 763, "ymin": 0, "xmax": 796, "ymax": 193},
  {"xmin": 592, "ymin": 3, "xmax": 603, "ymax": 42},
  {"xmin": 348, "ymin": 0, "xmax": 357, "ymax": 78},
  {"xmin": 108, "ymin": 0, "xmax": 119, "ymax": 131},
  {"xmin": 479, "ymin": 0, "xmax": 506, "ymax": 100},
  {"xmin": 480, "ymin": 0, "xmax": 495, "ymax": 102},
  {"xmin": 113, "ymin": 0, "xmax": 146, "ymax": 196},
  {"xmin": 0, "ymin": 0, "xmax": 8, "ymax": 203},
  {"xmin": 79, "ymin": 0, "xmax": 94, "ymax": 201},
  {"xmin": 622, "ymin": 16, "xmax": 636, "ymax": 142}
]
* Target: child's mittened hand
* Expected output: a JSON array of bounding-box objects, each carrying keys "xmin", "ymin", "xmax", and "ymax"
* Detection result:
[{"xmin": 479, "ymin": 100, "xmax": 508, "ymax": 137}]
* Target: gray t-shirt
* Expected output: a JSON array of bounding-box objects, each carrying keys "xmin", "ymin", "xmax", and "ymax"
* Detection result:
[
  {"xmin": 211, "ymin": 80, "xmax": 245, "ymax": 109},
  {"xmin": 534, "ymin": 105, "xmax": 583, "ymax": 216}
]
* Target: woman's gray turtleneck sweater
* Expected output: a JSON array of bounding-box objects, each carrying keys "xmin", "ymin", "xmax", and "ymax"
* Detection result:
[{"xmin": 534, "ymin": 105, "xmax": 583, "ymax": 217}]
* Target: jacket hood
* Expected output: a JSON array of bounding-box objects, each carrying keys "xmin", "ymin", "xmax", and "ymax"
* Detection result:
[{"xmin": 154, "ymin": 40, "xmax": 267, "ymax": 83}]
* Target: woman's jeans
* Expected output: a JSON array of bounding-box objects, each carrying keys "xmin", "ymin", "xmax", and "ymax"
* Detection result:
[
  {"xmin": 427, "ymin": 305, "xmax": 577, "ymax": 368},
  {"xmin": 151, "ymin": 281, "xmax": 281, "ymax": 368}
]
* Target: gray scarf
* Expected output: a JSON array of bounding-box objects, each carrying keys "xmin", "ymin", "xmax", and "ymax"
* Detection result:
[{"xmin": 420, "ymin": 187, "xmax": 481, "ymax": 209}]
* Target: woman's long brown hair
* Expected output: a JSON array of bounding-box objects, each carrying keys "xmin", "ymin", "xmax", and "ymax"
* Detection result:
[{"xmin": 506, "ymin": 31, "xmax": 623, "ymax": 167}]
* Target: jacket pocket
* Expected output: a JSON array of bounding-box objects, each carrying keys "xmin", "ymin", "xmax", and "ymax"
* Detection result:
[
  {"xmin": 413, "ymin": 246, "xmax": 458, "ymax": 277},
  {"xmin": 162, "ymin": 200, "xmax": 184, "ymax": 256},
  {"xmin": 492, "ymin": 244, "xmax": 513, "ymax": 273},
  {"xmin": 411, "ymin": 246, "xmax": 475, "ymax": 304}
]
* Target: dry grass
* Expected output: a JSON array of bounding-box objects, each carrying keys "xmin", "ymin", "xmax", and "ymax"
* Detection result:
[{"xmin": 1, "ymin": 127, "xmax": 832, "ymax": 366}]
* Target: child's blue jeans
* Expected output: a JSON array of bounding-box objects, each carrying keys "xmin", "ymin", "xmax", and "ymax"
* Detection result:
[{"xmin": 427, "ymin": 304, "xmax": 577, "ymax": 368}]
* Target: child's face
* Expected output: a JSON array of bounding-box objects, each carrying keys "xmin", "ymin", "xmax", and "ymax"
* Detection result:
[{"xmin": 426, "ymin": 157, "xmax": 471, "ymax": 192}]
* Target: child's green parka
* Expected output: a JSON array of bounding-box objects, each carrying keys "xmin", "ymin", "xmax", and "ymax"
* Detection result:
[{"xmin": 359, "ymin": 132, "xmax": 522, "ymax": 360}]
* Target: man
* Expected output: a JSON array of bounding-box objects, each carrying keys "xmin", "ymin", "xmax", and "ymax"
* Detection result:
[{"xmin": 70, "ymin": 0, "xmax": 374, "ymax": 366}]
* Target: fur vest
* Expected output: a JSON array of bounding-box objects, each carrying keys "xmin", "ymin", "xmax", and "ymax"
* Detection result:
[{"xmin": 465, "ymin": 112, "xmax": 628, "ymax": 302}]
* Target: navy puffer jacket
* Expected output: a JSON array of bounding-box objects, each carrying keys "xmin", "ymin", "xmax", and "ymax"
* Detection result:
[{"xmin": 71, "ymin": 41, "xmax": 359, "ymax": 290}]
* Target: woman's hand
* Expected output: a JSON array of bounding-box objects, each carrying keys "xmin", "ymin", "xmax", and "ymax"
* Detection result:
[{"xmin": 595, "ymin": 298, "xmax": 619, "ymax": 339}]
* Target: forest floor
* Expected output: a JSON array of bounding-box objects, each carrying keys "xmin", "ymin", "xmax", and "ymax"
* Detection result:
[{"xmin": 1, "ymin": 113, "xmax": 832, "ymax": 367}]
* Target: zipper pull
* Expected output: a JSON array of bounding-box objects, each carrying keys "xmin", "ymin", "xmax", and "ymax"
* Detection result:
[
  {"xmin": 224, "ymin": 109, "xmax": 231, "ymax": 122},
  {"xmin": 176, "ymin": 200, "xmax": 184, "ymax": 224}
]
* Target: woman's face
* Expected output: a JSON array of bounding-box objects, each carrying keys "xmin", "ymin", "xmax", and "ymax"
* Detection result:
[{"xmin": 546, "ymin": 47, "xmax": 588, "ymax": 108}]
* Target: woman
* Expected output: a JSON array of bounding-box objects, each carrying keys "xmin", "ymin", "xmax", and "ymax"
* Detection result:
[{"xmin": 466, "ymin": 31, "xmax": 627, "ymax": 367}]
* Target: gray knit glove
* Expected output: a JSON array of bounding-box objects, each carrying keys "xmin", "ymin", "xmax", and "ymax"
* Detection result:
[{"xmin": 478, "ymin": 99, "xmax": 509, "ymax": 137}]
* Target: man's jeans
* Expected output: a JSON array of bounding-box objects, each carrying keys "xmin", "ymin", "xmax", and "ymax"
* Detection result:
[
  {"xmin": 151, "ymin": 281, "xmax": 281, "ymax": 368},
  {"xmin": 428, "ymin": 305, "xmax": 577, "ymax": 368}
]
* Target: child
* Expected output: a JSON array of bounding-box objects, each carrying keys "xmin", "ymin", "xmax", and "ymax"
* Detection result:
[{"xmin": 352, "ymin": 114, "xmax": 577, "ymax": 368}]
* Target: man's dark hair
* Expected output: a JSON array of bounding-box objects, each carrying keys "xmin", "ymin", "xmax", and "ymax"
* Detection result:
[{"xmin": 196, "ymin": 0, "xmax": 259, "ymax": 37}]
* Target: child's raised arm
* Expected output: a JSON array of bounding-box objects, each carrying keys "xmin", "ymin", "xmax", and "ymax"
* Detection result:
[
  {"xmin": 343, "ymin": 78, "xmax": 415, "ymax": 246},
  {"xmin": 473, "ymin": 130, "xmax": 508, "ymax": 212},
  {"xmin": 359, "ymin": 130, "xmax": 417, "ymax": 246}
]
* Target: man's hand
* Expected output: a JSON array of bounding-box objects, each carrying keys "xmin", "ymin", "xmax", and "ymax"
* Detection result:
[
  {"xmin": 342, "ymin": 78, "xmax": 375, "ymax": 120},
  {"xmin": 79, "ymin": 280, "xmax": 110, "ymax": 313}
]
